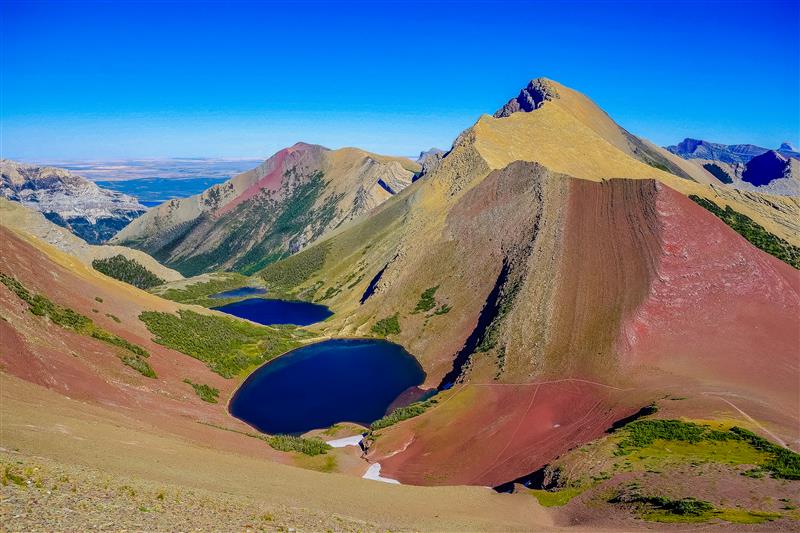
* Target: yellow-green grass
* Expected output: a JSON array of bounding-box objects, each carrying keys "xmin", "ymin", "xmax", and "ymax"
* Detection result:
[
  {"xmin": 294, "ymin": 454, "xmax": 338, "ymax": 474},
  {"xmin": 528, "ymin": 486, "xmax": 587, "ymax": 507},
  {"xmin": 623, "ymin": 438, "xmax": 769, "ymax": 471},
  {"xmin": 643, "ymin": 507, "xmax": 782, "ymax": 524},
  {"xmin": 154, "ymin": 272, "xmax": 250, "ymax": 307}
]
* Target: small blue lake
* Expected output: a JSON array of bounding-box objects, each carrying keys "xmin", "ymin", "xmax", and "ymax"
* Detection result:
[
  {"xmin": 212, "ymin": 297, "xmax": 332, "ymax": 326},
  {"xmin": 229, "ymin": 339, "xmax": 426, "ymax": 435},
  {"xmin": 210, "ymin": 287, "xmax": 268, "ymax": 299}
]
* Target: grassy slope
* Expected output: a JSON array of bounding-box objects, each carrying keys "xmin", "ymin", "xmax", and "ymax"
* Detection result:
[
  {"xmin": 517, "ymin": 407, "xmax": 799, "ymax": 527},
  {"xmin": 114, "ymin": 146, "xmax": 419, "ymax": 276},
  {"xmin": 0, "ymin": 198, "xmax": 184, "ymax": 282},
  {"xmin": 2, "ymin": 373, "xmax": 553, "ymax": 532}
]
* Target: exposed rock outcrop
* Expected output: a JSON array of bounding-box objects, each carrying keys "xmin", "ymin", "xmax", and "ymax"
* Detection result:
[
  {"xmin": 0, "ymin": 160, "xmax": 145, "ymax": 243},
  {"xmin": 493, "ymin": 78, "xmax": 560, "ymax": 118},
  {"xmin": 413, "ymin": 148, "xmax": 446, "ymax": 182}
]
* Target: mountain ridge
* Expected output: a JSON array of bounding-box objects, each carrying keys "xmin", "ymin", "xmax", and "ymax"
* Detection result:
[
  {"xmin": 113, "ymin": 143, "xmax": 419, "ymax": 275},
  {"xmin": 251, "ymin": 77, "xmax": 799, "ymax": 487},
  {"xmin": 0, "ymin": 159, "xmax": 146, "ymax": 243},
  {"xmin": 667, "ymin": 137, "xmax": 800, "ymax": 163}
]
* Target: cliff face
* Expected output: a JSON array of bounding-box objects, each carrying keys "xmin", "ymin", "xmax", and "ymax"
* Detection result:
[{"xmin": 0, "ymin": 159, "xmax": 145, "ymax": 243}]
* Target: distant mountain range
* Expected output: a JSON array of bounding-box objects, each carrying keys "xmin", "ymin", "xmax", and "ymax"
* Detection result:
[
  {"xmin": 666, "ymin": 138, "xmax": 799, "ymax": 195},
  {"xmin": 0, "ymin": 159, "xmax": 146, "ymax": 244},
  {"xmin": 666, "ymin": 138, "xmax": 799, "ymax": 163}
]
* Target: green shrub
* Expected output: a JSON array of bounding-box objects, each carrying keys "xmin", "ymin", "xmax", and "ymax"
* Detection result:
[
  {"xmin": 183, "ymin": 379, "xmax": 220, "ymax": 403},
  {"xmin": 158, "ymin": 273, "xmax": 248, "ymax": 306},
  {"xmin": 371, "ymin": 313, "xmax": 401, "ymax": 336},
  {"xmin": 92, "ymin": 255, "xmax": 165, "ymax": 289},
  {"xmin": 689, "ymin": 195, "xmax": 799, "ymax": 269},
  {"xmin": 139, "ymin": 309, "xmax": 307, "ymax": 378},
  {"xmin": 106, "ymin": 313, "xmax": 121, "ymax": 323},
  {"xmin": 730, "ymin": 426, "xmax": 800, "ymax": 480},
  {"xmin": 413, "ymin": 286, "xmax": 439, "ymax": 313},
  {"xmin": 0, "ymin": 272, "xmax": 154, "ymax": 378},
  {"xmin": 260, "ymin": 241, "xmax": 331, "ymax": 290},
  {"xmin": 90, "ymin": 328, "xmax": 149, "ymax": 357},
  {"xmin": 434, "ymin": 304, "xmax": 452, "ymax": 315},
  {"xmin": 266, "ymin": 435, "xmax": 331, "ymax": 456},
  {"xmin": 316, "ymin": 286, "xmax": 340, "ymax": 301},
  {"xmin": 617, "ymin": 419, "xmax": 800, "ymax": 480},
  {"xmin": 618, "ymin": 420, "xmax": 733, "ymax": 451},
  {"xmin": 610, "ymin": 491, "xmax": 713, "ymax": 516},
  {"xmin": 121, "ymin": 355, "xmax": 156, "ymax": 378},
  {"xmin": 370, "ymin": 398, "xmax": 437, "ymax": 430}
]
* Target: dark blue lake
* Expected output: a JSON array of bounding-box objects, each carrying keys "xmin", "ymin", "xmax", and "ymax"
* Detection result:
[
  {"xmin": 210, "ymin": 287, "xmax": 268, "ymax": 299},
  {"xmin": 229, "ymin": 339, "xmax": 426, "ymax": 435},
  {"xmin": 212, "ymin": 297, "xmax": 332, "ymax": 326}
]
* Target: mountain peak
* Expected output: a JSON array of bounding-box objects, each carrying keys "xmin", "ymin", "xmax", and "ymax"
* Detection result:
[
  {"xmin": 288, "ymin": 141, "xmax": 328, "ymax": 152},
  {"xmin": 666, "ymin": 138, "xmax": 768, "ymax": 164},
  {"xmin": 779, "ymin": 141, "xmax": 797, "ymax": 152},
  {"xmin": 493, "ymin": 77, "xmax": 561, "ymax": 118}
]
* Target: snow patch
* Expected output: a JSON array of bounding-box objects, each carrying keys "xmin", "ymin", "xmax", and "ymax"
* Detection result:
[
  {"xmin": 362, "ymin": 463, "xmax": 400, "ymax": 484},
  {"xmin": 326, "ymin": 434, "xmax": 364, "ymax": 448}
]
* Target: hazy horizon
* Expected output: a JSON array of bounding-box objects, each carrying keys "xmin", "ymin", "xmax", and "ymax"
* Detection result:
[{"xmin": 3, "ymin": 0, "xmax": 798, "ymax": 160}]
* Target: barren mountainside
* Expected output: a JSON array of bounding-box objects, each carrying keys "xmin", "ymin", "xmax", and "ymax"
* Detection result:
[{"xmin": 0, "ymin": 159, "xmax": 146, "ymax": 243}]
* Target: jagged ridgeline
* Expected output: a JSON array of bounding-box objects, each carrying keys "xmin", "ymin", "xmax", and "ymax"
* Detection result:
[{"xmin": 112, "ymin": 144, "xmax": 419, "ymax": 276}]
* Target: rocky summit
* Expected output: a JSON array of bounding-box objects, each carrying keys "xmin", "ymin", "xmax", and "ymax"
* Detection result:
[
  {"xmin": 493, "ymin": 77, "xmax": 561, "ymax": 118},
  {"xmin": 0, "ymin": 159, "xmax": 145, "ymax": 244}
]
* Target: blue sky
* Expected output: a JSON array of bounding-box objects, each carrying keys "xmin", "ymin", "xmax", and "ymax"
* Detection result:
[{"xmin": 2, "ymin": 0, "xmax": 798, "ymax": 160}]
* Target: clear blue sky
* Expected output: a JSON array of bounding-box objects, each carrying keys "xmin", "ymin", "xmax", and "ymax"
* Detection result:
[{"xmin": 2, "ymin": 0, "xmax": 798, "ymax": 160}]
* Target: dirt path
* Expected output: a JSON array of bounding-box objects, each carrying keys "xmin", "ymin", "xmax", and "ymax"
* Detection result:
[{"xmin": 703, "ymin": 392, "xmax": 791, "ymax": 449}]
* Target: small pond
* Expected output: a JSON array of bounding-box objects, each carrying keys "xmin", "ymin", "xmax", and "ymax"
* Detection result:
[
  {"xmin": 212, "ymin": 297, "xmax": 332, "ymax": 326},
  {"xmin": 229, "ymin": 339, "xmax": 426, "ymax": 435},
  {"xmin": 209, "ymin": 287, "xmax": 268, "ymax": 299}
]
